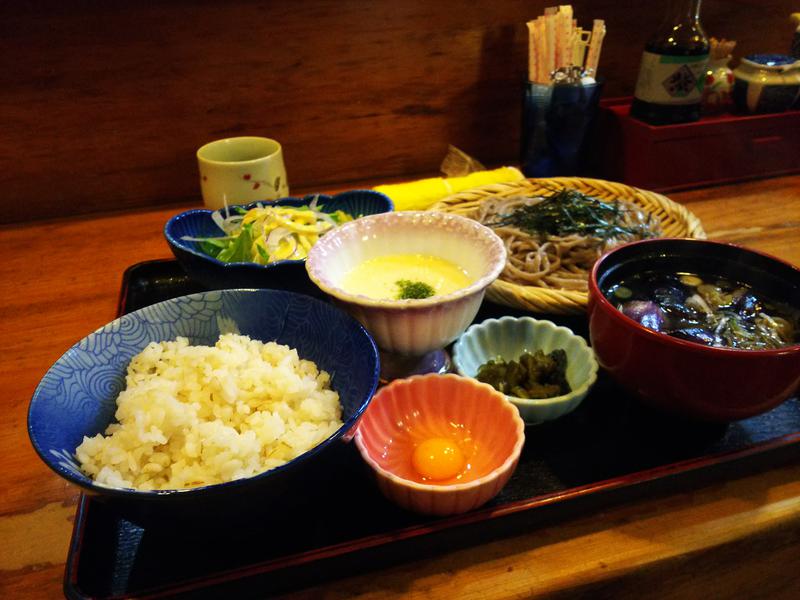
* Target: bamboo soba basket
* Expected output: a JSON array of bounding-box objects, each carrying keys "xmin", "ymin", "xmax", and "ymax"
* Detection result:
[{"xmin": 431, "ymin": 177, "xmax": 706, "ymax": 315}]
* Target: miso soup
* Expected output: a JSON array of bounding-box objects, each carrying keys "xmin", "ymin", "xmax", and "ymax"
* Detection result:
[{"xmin": 604, "ymin": 271, "xmax": 800, "ymax": 350}]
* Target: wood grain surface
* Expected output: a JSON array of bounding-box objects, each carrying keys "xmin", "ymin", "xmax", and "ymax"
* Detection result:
[
  {"xmin": 1, "ymin": 175, "xmax": 800, "ymax": 599},
  {"xmin": 1, "ymin": 0, "xmax": 796, "ymax": 223}
]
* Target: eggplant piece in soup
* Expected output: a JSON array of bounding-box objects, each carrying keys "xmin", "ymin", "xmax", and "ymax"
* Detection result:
[{"xmin": 605, "ymin": 271, "xmax": 800, "ymax": 350}]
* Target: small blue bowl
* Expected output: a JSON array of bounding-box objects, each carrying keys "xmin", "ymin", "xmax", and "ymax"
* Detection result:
[
  {"xmin": 28, "ymin": 289, "xmax": 379, "ymax": 522},
  {"xmin": 165, "ymin": 190, "xmax": 393, "ymax": 295},
  {"xmin": 453, "ymin": 316, "xmax": 598, "ymax": 425}
]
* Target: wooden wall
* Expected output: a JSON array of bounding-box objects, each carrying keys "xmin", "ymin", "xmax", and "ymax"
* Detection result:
[{"xmin": 0, "ymin": 0, "xmax": 795, "ymax": 224}]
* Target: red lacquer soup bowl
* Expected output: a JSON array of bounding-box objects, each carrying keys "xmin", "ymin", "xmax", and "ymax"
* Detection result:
[{"xmin": 588, "ymin": 238, "xmax": 800, "ymax": 422}]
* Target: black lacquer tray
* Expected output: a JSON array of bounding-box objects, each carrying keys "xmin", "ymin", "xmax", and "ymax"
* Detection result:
[{"xmin": 65, "ymin": 259, "xmax": 800, "ymax": 599}]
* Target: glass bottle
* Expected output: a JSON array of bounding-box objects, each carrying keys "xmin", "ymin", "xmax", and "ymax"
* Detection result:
[{"xmin": 630, "ymin": 0, "xmax": 710, "ymax": 125}]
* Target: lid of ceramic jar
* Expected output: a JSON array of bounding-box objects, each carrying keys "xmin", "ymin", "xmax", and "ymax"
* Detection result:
[{"xmin": 742, "ymin": 54, "xmax": 799, "ymax": 70}]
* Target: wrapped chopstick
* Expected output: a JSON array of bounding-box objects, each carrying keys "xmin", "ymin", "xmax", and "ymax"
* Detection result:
[{"xmin": 526, "ymin": 5, "xmax": 605, "ymax": 84}]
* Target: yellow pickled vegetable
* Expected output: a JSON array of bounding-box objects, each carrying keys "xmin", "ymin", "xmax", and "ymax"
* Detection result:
[{"xmin": 373, "ymin": 167, "xmax": 524, "ymax": 211}]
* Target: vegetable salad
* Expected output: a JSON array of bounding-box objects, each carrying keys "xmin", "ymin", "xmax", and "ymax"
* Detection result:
[{"xmin": 186, "ymin": 199, "xmax": 353, "ymax": 264}]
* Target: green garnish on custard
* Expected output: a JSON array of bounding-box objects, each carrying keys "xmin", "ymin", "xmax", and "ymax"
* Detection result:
[{"xmin": 396, "ymin": 279, "xmax": 435, "ymax": 300}]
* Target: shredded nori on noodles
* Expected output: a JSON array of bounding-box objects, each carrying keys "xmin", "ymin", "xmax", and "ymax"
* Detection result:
[{"xmin": 488, "ymin": 188, "xmax": 657, "ymax": 241}]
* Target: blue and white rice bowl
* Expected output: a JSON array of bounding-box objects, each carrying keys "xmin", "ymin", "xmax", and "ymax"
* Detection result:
[{"xmin": 27, "ymin": 289, "xmax": 379, "ymax": 522}]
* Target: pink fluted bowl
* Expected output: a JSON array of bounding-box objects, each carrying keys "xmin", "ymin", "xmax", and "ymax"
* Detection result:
[
  {"xmin": 354, "ymin": 374, "xmax": 525, "ymax": 516},
  {"xmin": 304, "ymin": 211, "xmax": 506, "ymax": 363}
]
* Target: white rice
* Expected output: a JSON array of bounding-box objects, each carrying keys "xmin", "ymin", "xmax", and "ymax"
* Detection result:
[{"xmin": 76, "ymin": 334, "xmax": 342, "ymax": 491}]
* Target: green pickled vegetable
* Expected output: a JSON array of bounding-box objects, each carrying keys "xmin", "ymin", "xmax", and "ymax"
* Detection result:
[{"xmin": 476, "ymin": 349, "xmax": 571, "ymax": 399}]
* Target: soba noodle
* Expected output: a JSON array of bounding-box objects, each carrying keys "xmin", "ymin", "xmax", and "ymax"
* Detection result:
[{"xmin": 476, "ymin": 194, "xmax": 659, "ymax": 291}]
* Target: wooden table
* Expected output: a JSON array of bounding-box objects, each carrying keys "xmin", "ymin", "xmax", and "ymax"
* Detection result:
[{"xmin": 2, "ymin": 176, "xmax": 800, "ymax": 599}]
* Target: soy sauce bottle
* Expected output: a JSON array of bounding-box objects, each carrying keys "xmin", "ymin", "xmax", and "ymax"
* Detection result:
[{"xmin": 630, "ymin": 0, "xmax": 710, "ymax": 125}]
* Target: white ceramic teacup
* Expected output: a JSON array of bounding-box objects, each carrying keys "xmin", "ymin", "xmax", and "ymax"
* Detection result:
[{"xmin": 197, "ymin": 136, "xmax": 289, "ymax": 209}]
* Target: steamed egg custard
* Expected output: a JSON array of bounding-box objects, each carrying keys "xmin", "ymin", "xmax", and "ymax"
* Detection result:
[{"xmin": 341, "ymin": 254, "xmax": 473, "ymax": 300}]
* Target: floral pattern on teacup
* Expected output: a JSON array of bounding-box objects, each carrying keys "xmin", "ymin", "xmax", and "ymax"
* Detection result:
[{"xmin": 242, "ymin": 173, "xmax": 283, "ymax": 193}]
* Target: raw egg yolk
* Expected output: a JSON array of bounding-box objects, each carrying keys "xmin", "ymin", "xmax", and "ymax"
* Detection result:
[{"xmin": 412, "ymin": 437, "xmax": 465, "ymax": 481}]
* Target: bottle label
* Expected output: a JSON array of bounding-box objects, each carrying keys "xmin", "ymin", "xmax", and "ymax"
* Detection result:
[{"xmin": 634, "ymin": 51, "xmax": 709, "ymax": 105}]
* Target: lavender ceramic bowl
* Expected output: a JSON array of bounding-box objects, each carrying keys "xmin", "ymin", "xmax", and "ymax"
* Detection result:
[{"xmin": 305, "ymin": 211, "xmax": 506, "ymax": 361}]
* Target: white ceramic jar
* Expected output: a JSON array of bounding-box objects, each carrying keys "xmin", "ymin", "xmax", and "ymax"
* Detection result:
[{"xmin": 732, "ymin": 54, "xmax": 800, "ymax": 113}]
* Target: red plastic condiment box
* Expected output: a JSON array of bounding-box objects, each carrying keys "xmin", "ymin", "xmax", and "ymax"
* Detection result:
[{"xmin": 590, "ymin": 97, "xmax": 800, "ymax": 192}]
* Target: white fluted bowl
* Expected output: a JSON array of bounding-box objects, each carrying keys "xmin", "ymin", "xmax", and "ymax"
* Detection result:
[
  {"xmin": 453, "ymin": 316, "xmax": 599, "ymax": 424},
  {"xmin": 305, "ymin": 211, "xmax": 506, "ymax": 356}
]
